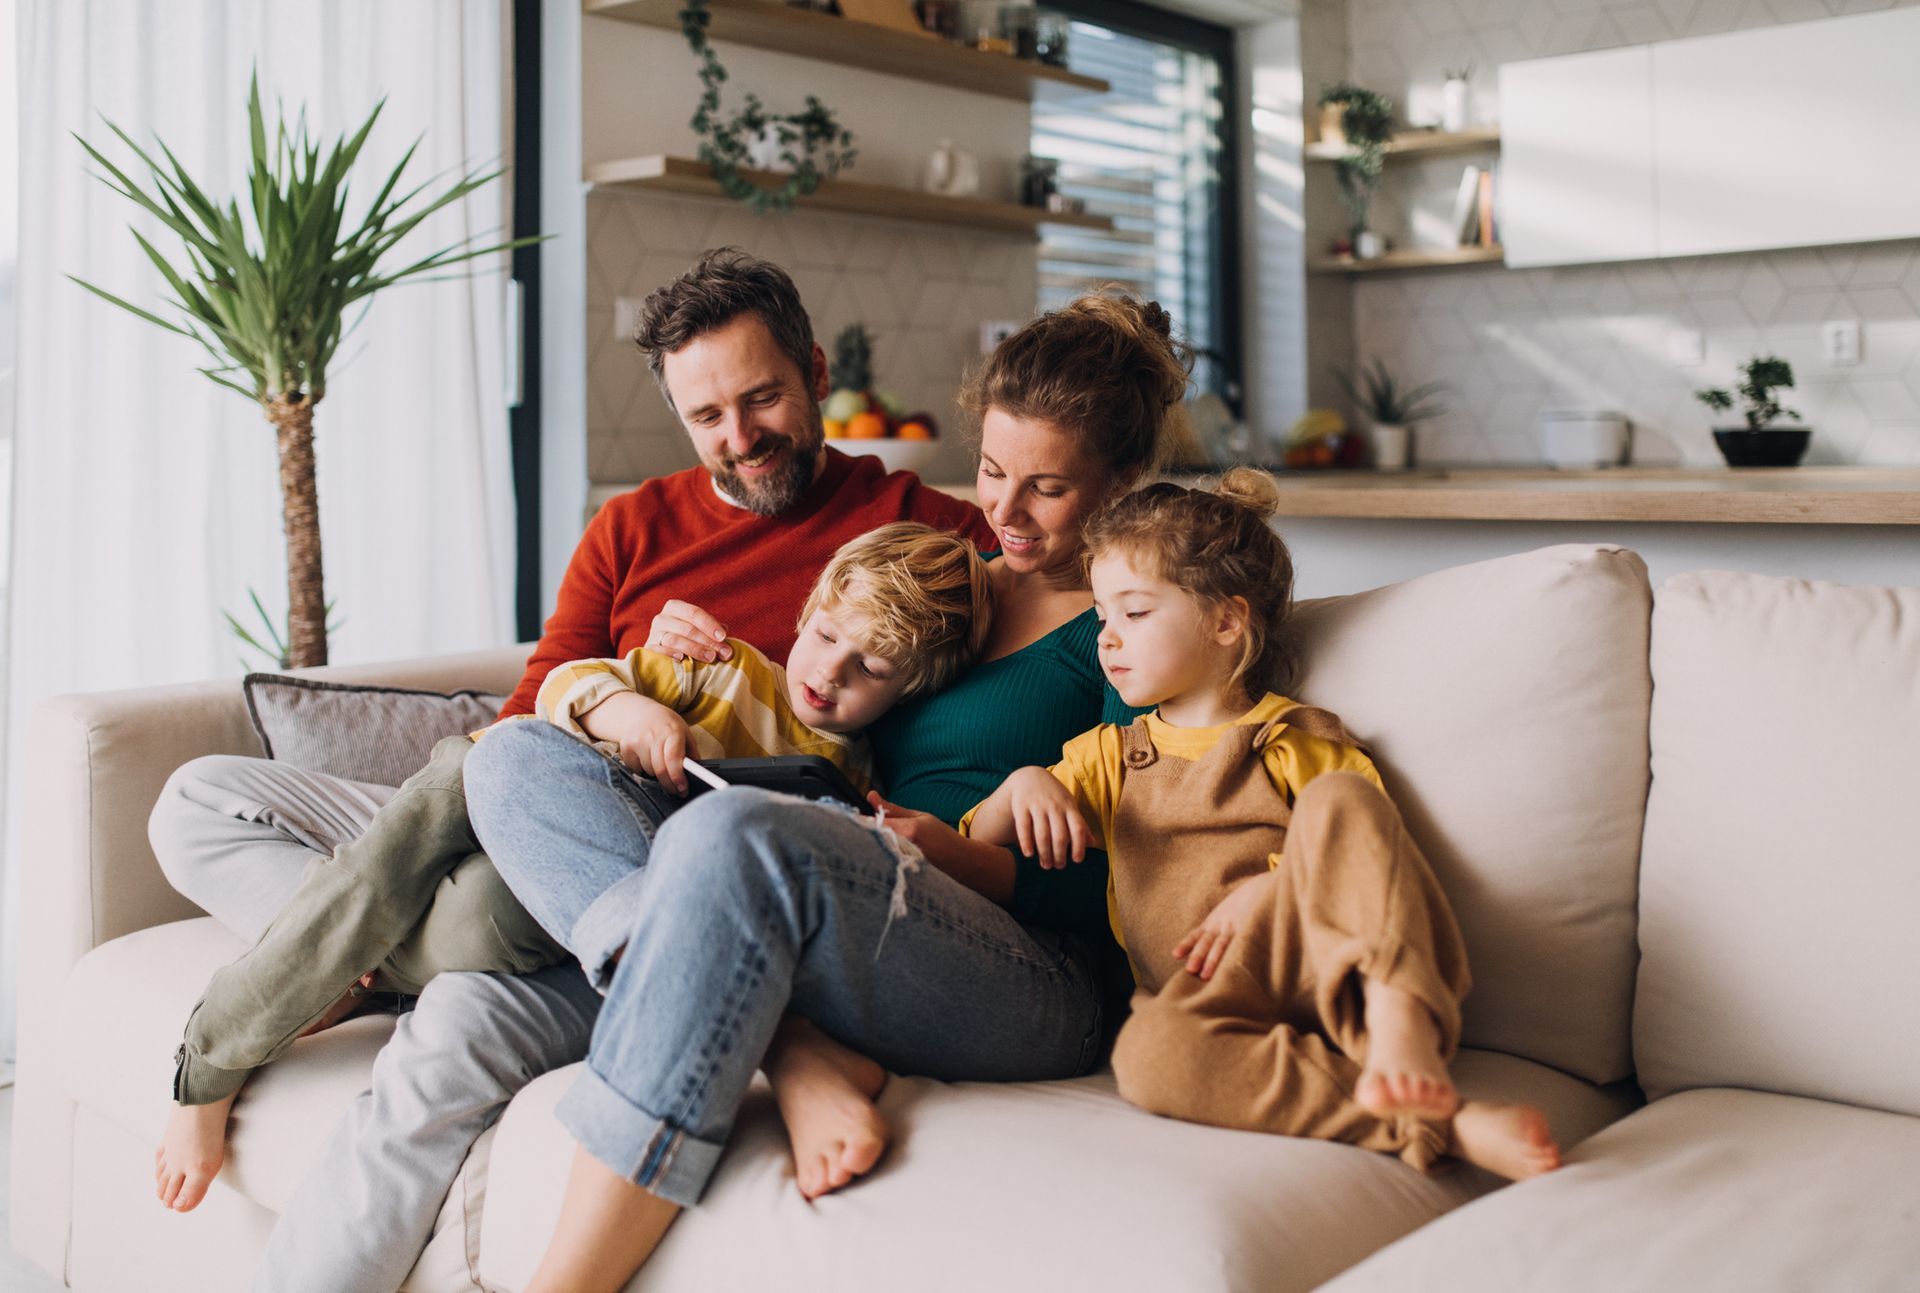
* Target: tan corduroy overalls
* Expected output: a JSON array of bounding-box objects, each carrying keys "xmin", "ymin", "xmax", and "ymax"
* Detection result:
[{"xmin": 1104, "ymin": 707, "xmax": 1471, "ymax": 1169}]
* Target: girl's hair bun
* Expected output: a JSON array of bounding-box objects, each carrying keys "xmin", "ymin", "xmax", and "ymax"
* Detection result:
[{"xmin": 1214, "ymin": 467, "xmax": 1282, "ymax": 521}]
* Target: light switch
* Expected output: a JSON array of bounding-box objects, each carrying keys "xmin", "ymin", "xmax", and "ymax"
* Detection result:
[{"xmin": 613, "ymin": 297, "xmax": 645, "ymax": 345}]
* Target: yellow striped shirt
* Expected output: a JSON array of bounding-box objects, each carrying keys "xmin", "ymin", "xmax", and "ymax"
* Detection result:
[{"xmin": 536, "ymin": 639, "xmax": 873, "ymax": 797}]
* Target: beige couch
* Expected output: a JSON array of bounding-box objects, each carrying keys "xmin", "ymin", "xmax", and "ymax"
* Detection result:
[{"xmin": 13, "ymin": 544, "xmax": 1918, "ymax": 1291}]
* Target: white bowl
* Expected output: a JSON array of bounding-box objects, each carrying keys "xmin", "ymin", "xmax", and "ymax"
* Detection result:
[{"xmin": 838, "ymin": 437, "xmax": 941, "ymax": 475}]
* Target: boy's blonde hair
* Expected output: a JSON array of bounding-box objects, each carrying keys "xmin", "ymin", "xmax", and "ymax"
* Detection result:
[
  {"xmin": 799, "ymin": 522, "xmax": 994, "ymax": 698},
  {"xmin": 1082, "ymin": 468, "xmax": 1296, "ymax": 696}
]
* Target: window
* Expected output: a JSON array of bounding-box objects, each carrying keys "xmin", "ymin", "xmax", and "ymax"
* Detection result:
[{"xmin": 1032, "ymin": 0, "xmax": 1241, "ymax": 407}]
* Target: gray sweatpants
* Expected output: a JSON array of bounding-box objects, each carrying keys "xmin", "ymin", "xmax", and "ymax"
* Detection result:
[{"xmin": 150, "ymin": 753, "xmax": 601, "ymax": 1293}]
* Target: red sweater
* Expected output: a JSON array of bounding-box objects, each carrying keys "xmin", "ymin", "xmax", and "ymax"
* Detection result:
[{"xmin": 500, "ymin": 449, "xmax": 993, "ymax": 718}]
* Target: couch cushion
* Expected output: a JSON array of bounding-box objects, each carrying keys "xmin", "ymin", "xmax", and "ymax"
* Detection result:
[
  {"xmin": 1290, "ymin": 544, "xmax": 1652, "ymax": 1084},
  {"xmin": 243, "ymin": 672, "xmax": 505, "ymax": 789},
  {"xmin": 57, "ymin": 917, "xmax": 400, "ymax": 1211},
  {"xmin": 1319, "ymin": 1089, "xmax": 1920, "ymax": 1292},
  {"xmin": 478, "ymin": 1049, "xmax": 1634, "ymax": 1293},
  {"xmin": 1636, "ymin": 571, "xmax": 1920, "ymax": 1114}
]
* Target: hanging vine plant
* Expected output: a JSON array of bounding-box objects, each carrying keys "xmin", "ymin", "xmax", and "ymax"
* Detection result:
[{"xmin": 680, "ymin": 0, "xmax": 857, "ymax": 212}]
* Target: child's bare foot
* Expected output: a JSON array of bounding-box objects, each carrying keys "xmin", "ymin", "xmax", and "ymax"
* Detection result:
[
  {"xmin": 154, "ymin": 1092, "xmax": 237, "ymax": 1212},
  {"xmin": 1448, "ymin": 1100, "xmax": 1561, "ymax": 1180},
  {"xmin": 1355, "ymin": 980, "xmax": 1459, "ymax": 1119},
  {"xmin": 302, "ymin": 972, "xmax": 380, "ymax": 1038},
  {"xmin": 765, "ymin": 1017, "xmax": 889, "ymax": 1201}
]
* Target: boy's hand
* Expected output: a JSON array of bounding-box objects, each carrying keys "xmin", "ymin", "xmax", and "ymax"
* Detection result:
[
  {"xmin": 1006, "ymin": 767, "xmax": 1088, "ymax": 870},
  {"xmin": 1173, "ymin": 874, "xmax": 1272, "ymax": 980},
  {"xmin": 647, "ymin": 599, "xmax": 733, "ymax": 663},
  {"xmin": 582, "ymin": 692, "xmax": 694, "ymax": 794}
]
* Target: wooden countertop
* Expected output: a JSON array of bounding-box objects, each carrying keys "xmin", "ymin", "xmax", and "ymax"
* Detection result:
[{"xmin": 929, "ymin": 467, "xmax": 1920, "ymax": 525}]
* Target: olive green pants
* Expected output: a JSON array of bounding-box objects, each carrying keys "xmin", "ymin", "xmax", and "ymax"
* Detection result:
[{"xmin": 173, "ymin": 735, "xmax": 567, "ymax": 1104}]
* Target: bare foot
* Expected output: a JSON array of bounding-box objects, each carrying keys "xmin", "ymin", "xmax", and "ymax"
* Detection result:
[
  {"xmin": 1448, "ymin": 1101, "xmax": 1561, "ymax": 1181},
  {"xmin": 1354, "ymin": 980, "xmax": 1459, "ymax": 1119},
  {"xmin": 302, "ymin": 972, "xmax": 380, "ymax": 1038},
  {"xmin": 764, "ymin": 1017, "xmax": 889, "ymax": 1201},
  {"xmin": 154, "ymin": 1093, "xmax": 237, "ymax": 1212}
]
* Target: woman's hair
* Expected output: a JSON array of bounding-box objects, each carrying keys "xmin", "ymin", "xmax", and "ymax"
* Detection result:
[
  {"xmin": 958, "ymin": 291, "xmax": 1193, "ymax": 488},
  {"xmin": 799, "ymin": 523, "xmax": 995, "ymax": 699},
  {"xmin": 1082, "ymin": 468, "xmax": 1297, "ymax": 696}
]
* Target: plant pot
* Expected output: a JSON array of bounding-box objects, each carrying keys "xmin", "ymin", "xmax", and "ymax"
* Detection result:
[
  {"xmin": 1441, "ymin": 78, "xmax": 1470, "ymax": 133},
  {"xmin": 1371, "ymin": 422, "xmax": 1411, "ymax": 471},
  {"xmin": 1354, "ymin": 230, "xmax": 1384, "ymax": 260},
  {"xmin": 1318, "ymin": 103, "xmax": 1347, "ymax": 149},
  {"xmin": 1713, "ymin": 427, "xmax": 1810, "ymax": 468}
]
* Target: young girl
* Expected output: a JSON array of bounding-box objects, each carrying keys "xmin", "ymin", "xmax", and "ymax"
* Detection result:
[{"xmin": 963, "ymin": 470, "xmax": 1562, "ymax": 1181}]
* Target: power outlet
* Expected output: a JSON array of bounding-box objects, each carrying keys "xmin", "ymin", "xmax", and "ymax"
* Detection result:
[{"xmin": 1822, "ymin": 319, "xmax": 1861, "ymax": 367}]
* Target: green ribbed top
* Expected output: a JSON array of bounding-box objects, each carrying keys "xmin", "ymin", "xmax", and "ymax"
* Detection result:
[{"xmin": 870, "ymin": 606, "xmax": 1143, "ymax": 937}]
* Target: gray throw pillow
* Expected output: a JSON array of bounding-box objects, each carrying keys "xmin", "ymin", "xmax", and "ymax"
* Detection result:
[{"xmin": 243, "ymin": 674, "xmax": 507, "ymax": 789}]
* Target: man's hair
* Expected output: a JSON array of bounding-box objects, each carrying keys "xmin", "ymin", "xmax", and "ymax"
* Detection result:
[
  {"xmin": 633, "ymin": 248, "xmax": 816, "ymax": 408},
  {"xmin": 799, "ymin": 523, "xmax": 995, "ymax": 700}
]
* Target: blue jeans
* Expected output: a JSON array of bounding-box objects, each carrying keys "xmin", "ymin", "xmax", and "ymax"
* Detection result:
[{"xmin": 465, "ymin": 720, "xmax": 1106, "ymax": 1207}]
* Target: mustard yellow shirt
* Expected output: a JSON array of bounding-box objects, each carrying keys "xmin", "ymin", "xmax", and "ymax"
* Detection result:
[
  {"xmin": 533, "ymin": 638, "xmax": 873, "ymax": 797},
  {"xmin": 962, "ymin": 693, "xmax": 1381, "ymax": 947}
]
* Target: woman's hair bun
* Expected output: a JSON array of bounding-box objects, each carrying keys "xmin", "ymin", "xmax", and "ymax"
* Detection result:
[
  {"xmin": 1214, "ymin": 467, "xmax": 1282, "ymax": 521},
  {"xmin": 1137, "ymin": 299, "xmax": 1173, "ymax": 340}
]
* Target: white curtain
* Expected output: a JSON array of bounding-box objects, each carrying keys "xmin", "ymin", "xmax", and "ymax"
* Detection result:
[{"xmin": 1, "ymin": 0, "xmax": 517, "ymax": 1057}]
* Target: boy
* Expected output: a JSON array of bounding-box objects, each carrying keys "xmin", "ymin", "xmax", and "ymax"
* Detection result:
[{"xmin": 155, "ymin": 522, "xmax": 991, "ymax": 1212}]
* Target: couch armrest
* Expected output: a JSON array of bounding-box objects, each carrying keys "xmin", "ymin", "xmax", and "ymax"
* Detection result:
[{"xmin": 11, "ymin": 644, "xmax": 530, "ymax": 1277}]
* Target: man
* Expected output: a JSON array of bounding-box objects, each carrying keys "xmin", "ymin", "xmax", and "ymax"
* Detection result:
[{"xmin": 149, "ymin": 247, "xmax": 991, "ymax": 1290}]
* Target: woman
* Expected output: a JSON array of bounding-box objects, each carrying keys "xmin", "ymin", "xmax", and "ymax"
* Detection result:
[{"xmin": 464, "ymin": 293, "xmax": 1190, "ymax": 1292}]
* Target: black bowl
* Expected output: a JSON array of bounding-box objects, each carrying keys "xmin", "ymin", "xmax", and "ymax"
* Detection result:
[{"xmin": 1713, "ymin": 428, "xmax": 1811, "ymax": 468}]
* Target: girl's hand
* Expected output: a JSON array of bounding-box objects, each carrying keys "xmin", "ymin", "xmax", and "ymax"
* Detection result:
[
  {"xmin": 1172, "ymin": 874, "xmax": 1273, "ymax": 980},
  {"xmin": 1004, "ymin": 767, "xmax": 1088, "ymax": 869},
  {"xmin": 647, "ymin": 599, "xmax": 733, "ymax": 663}
]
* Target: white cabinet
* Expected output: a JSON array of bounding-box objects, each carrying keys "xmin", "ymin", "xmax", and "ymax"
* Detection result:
[
  {"xmin": 1500, "ymin": 8, "xmax": 1920, "ymax": 269},
  {"xmin": 1500, "ymin": 47, "xmax": 1656, "ymax": 269}
]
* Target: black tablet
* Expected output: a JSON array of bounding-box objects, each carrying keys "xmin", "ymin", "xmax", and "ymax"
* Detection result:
[{"xmin": 682, "ymin": 756, "xmax": 874, "ymax": 816}]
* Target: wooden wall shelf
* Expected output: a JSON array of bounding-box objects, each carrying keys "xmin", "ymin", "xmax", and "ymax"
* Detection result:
[
  {"xmin": 1306, "ymin": 128, "xmax": 1501, "ymax": 162},
  {"xmin": 586, "ymin": 0, "xmax": 1110, "ymax": 101},
  {"xmin": 1309, "ymin": 245, "xmax": 1505, "ymax": 274},
  {"xmin": 587, "ymin": 155, "xmax": 1117, "ymax": 236}
]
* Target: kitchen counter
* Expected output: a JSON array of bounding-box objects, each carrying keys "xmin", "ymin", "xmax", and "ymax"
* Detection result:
[{"xmin": 929, "ymin": 467, "xmax": 1920, "ymax": 525}]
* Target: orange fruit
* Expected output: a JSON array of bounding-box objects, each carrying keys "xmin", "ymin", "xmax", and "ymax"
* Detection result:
[
  {"xmin": 822, "ymin": 418, "xmax": 847, "ymax": 439},
  {"xmin": 845, "ymin": 411, "xmax": 888, "ymax": 440},
  {"xmin": 896, "ymin": 421, "xmax": 934, "ymax": 440}
]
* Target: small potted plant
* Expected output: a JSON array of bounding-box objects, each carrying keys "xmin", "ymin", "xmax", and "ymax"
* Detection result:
[
  {"xmin": 1335, "ymin": 359, "xmax": 1445, "ymax": 471},
  {"xmin": 1317, "ymin": 82, "xmax": 1394, "ymax": 259},
  {"xmin": 1695, "ymin": 356, "xmax": 1811, "ymax": 467}
]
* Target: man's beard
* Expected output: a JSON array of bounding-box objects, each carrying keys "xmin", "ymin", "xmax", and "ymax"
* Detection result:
[{"xmin": 706, "ymin": 416, "xmax": 825, "ymax": 518}]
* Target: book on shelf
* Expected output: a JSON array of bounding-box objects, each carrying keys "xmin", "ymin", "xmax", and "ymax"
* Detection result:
[
  {"xmin": 1477, "ymin": 168, "xmax": 1495, "ymax": 247},
  {"xmin": 1452, "ymin": 165, "xmax": 1483, "ymax": 246}
]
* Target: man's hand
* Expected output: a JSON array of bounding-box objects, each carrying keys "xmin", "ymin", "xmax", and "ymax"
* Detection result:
[
  {"xmin": 1004, "ymin": 767, "xmax": 1088, "ymax": 870},
  {"xmin": 647, "ymin": 600, "xmax": 733, "ymax": 663},
  {"xmin": 580, "ymin": 692, "xmax": 695, "ymax": 794},
  {"xmin": 1172, "ymin": 873, "xmax": 1274, "ymax": 980}
]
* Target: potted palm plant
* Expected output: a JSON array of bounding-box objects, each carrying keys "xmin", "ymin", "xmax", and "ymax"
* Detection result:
[
  {"xmin": 1695, "ymin": 356, "xmax": 1811, "ymax": 467},
  {"xmin": 1335, "ymin": 359, "xmax": 1445, "ymax": 470},
  {"xmin": 1317, "ymin": 82, "xmax": 1395, "ymax": 259},
  {"xmin": 73, "ymin": 75, "xmax": 539, "ymax": 667}
]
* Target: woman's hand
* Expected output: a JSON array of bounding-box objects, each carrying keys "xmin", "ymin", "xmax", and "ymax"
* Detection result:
[
  {"xmin": 1004, "ymin": 767, "xmax": 1088, "ymax": 870},
  {"xmin": 1172, "ymin": 873, "xmax": 1274, "ymax": 980},
  {"xmin": 866, "ymin": 792, "xmax": 1018, "ymax": 907},
  {"xmin": 647, "ymin": 599, "xmax": 733, "ymax": 663},
  {"xmin": 582, "ymin": 692, "xmax": 694, "ymax": 794}
]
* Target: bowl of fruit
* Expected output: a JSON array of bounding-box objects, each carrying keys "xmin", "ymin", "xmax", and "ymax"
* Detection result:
[{"xmin": 819, "ymin": 323, "xmax": 941, "ymax": 475}]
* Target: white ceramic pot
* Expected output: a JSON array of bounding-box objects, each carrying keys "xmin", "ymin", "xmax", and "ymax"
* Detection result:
[
  {"xmin": 1354, "ymin": 230, "xmax": 1384, "ymax": 260},
  {"xmin": 747, "ymin": 124, "xmax": 792, "ymax": 173},
  {"xmin": 1372, "ymin": 422, "xmax": 1411, "ymax": 471},
  {"xmin": 1538, "ymin": 410, "xmax": 1629, "ymax": 469},
  {"xmin": 1441, "ymin": 78, "xmax": 1470, "ymax": 133}
]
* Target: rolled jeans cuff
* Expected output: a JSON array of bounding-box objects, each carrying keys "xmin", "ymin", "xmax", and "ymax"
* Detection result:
[
  {"xmin": 568, "ymin": 866, "xmax": 653, "ymax": 992},
  {"xmin": 555, "ymin": 1063, "xmax": 725, "ymax": 1209}
]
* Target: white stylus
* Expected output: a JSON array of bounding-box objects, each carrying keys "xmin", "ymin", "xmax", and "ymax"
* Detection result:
[{"xmin": 681, "ymin": 757, "xmax": 730, "ymax": 792}]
